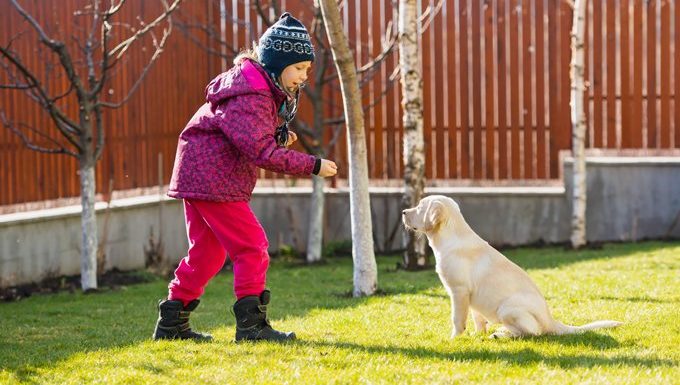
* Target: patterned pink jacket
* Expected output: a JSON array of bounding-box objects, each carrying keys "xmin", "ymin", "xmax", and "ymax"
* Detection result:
[{"xmin": 168, "ymin": 59, "xmax": 317, "ymax": 202}]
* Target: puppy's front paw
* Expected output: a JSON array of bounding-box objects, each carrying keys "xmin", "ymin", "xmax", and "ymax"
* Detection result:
[{"xmin": 450, "ymin": 328, "xmax": 466, "ymax": 338}]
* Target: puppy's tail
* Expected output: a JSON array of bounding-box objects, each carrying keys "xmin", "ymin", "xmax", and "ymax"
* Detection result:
[{"xmin": 551, "ymin": 319, "xmax": 623, "ymax": 335}]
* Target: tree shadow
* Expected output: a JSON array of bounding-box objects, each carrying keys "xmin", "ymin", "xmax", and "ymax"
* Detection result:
[
  {"xmin": 517, "ymin": 332, "xmax": 621, "ymax": 349},
  {"xmin": 292, "ymin": 339, "xmax": 675, "ymax": 369},
  {"xmin": 504, "ymin": 240, "xmax": 679, "ymax": 271}
]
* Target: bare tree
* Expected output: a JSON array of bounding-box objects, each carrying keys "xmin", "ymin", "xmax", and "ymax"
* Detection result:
[
  {"xmin": 569, "ymin": 0, "xmax": 587, "ymax": 248},
  {"xmin": 399, "ymin": 0, "xmax": 427, "ymax": 269},
  {"xmin": 0, "ymin": 0, "xmax": 182, "ymax": 291},
  {"xmin": 176, "ymin": 0, "xmax": 398, "ymax": 263},
  {"xmin": 318, "ymin": 0, "xmax": 377, "ymax": 297}
]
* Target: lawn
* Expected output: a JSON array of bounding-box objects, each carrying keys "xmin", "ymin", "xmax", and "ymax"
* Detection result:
[{"xmin": 1, "ymin": 241, "xmax": 678, "ymax": 384}]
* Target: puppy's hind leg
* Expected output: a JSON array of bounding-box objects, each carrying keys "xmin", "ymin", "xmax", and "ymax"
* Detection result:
[{"xmin": 493, "ymin": 308, "xmax": 542, "ymax": 338}]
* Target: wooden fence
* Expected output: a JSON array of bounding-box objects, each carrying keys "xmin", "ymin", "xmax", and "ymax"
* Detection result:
[{"xmin": 0, "ymin": 0, "xmax": 678, "ymax": 206}]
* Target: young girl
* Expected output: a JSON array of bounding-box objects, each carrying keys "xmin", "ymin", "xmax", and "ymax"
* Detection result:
[{"xmin": 153, "ymin": 13, "xmax": 337, "ymax": 342}]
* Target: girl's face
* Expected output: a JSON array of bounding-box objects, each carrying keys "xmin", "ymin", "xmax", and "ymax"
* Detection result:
[{"xmin": 280, "ymin": 61, "xmax": 312, "ymax": 94}]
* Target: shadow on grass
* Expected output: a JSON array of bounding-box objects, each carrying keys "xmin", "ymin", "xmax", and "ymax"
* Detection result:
[
  {"xmin": 294, "ymin": 338, "xmax": 675, "ymax": 369},
  {"xmin": 520, "ymin": 332, "xmax": 622, "ymax": 349},
  {"xmin": 593, "ymin": 295, "xmax": 680, "ymax": 304},
  {"xmin": 505, "ymin": 240, "xmax": 679, "ymax": 271}
]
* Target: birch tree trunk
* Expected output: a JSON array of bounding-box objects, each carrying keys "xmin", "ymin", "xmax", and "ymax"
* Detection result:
[
  {"xmin": 306, "ymin": 175, "xmax": 325, "ymax": 262},
  {"xmin": 319, "ymin": 0, "xmax": 377, "ymax": 296},
  {"xmin": 399, "ymin": 0, "xmax": 427, "ymax": 269},
  {"xmin": 79, "ymin": 155, "xmax": 98, "ymax": 291},
  {"xmin": 570, "ymin": 0, "xmax": 587, "ymax": 248}
]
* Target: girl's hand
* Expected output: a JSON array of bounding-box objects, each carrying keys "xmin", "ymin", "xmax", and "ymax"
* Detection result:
[
  {"xmin": 318, "ymin": 159, "xmax": 338, "ymax": 177},
  {"xmin": 285, "ymin": 131, "xmax": 298, "ymax": 147}
]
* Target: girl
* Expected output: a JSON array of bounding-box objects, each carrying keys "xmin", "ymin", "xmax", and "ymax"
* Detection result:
[{"xmin": 153, "ymin": 13, "xmax": 337, "ymax": 342}]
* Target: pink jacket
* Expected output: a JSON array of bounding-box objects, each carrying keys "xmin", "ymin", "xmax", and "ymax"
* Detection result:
[{"xmin": 168, "ymin": 59, "xmax": 317, "ymax": 202}]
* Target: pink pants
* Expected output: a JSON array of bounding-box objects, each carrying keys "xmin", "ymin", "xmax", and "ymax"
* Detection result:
[{"xmin": 168, "ymin": 199, "xmax": 270, "ymax": 303}]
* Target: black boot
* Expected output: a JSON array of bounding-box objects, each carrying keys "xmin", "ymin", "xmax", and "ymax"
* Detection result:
[
  {"xmin": 153, "ymin": 299, "xmax": 213, "ymax": 341},
  {"xmin": 233, "ymin": 290, "xmax": 296, "ymax": 342}
]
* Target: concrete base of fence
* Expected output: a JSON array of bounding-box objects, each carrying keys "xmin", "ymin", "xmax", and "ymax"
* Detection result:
[{"xmin": 1, "ymin": 156, "xmax": 679, "ymax": 288}]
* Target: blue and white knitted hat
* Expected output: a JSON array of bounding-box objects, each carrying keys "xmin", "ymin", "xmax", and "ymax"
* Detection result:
[{"xmin": 257, "ymin": 12, "xmax": 315, "ymax": 79}]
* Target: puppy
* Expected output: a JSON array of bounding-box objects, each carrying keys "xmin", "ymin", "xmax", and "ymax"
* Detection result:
[{"xmin": 402, "ymin": 195, "xmax": 622, "ymax": 338}]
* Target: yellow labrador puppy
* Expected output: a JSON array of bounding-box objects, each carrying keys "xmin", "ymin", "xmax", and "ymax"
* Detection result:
[{"xmin": 402, "ymin": 195, "xmax": 622, "ymax": 339}]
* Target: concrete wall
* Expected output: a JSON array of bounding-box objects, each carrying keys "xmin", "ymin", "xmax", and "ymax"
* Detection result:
[{"xmin": 1, "ymin": 157, "xmax": 679, "ymax": 287}]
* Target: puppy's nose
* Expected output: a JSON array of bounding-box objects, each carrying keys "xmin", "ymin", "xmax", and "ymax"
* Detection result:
[{"xmin": 402, "ymin": 210, "xmax": 406, "ymax": 214}]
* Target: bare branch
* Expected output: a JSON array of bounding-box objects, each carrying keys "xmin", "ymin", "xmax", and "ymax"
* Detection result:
[
  {"xmin": 93, "ymin": 102, "xmax": 105, "ymax": 160},
  {"xmin": 323, "ymin": 65, "xmax": 400, "ymax": 127},
  {"xmin": 175, "ymin": 21, "xmax": 239, "ymax": 60},
  {"xmin": 86, "ymin": 0, "xmax": 102, "ymax": 90},
  {"xmin": 99, "ymin": 17, "xmax": 174, "ymax": 108},
  {"xmin": 106, "ymin": 0, "xmax": 129, "ymax": 17},
  {"xmin": 253, "ymin": 0, "xmax": 277, "ymax": 26},
  {"xmin": 0, "ymin": 111, "xmax": 78, "ymax": 157},
  {"xmin": 418, "ymin": 0, "xmax": 445, "ymax": 32},
  {"xmin": 10, "ymin": 0, "xmax": 87, "ymax": 100},
  {"xmin": 10, "ymin": 0, "xmax": 60, "ymax": 49},
  {"xmin": 108, "ymin": 0, "xmax": 182, "ymax": 59},
  {"xmin": 0, "ymin": 83, "xmax": 33, "ymax": 89},
  {"xmin": 0, "ymin": 45, "xmax": 82, "ymax": 145},
  {"xmin": 326, "ymin": 124, "xmax": 344, "ymax": 150},
  {"xmin": 291, "ymin": 120, "xmax": 316, "ymax": 154},
  {"xmin": 52, "ymin": 83, "xmax": 76, "ymax": 102},
  {"xmin": 322, "ymin": 16, "xmax": 398, "ymax": 84}
]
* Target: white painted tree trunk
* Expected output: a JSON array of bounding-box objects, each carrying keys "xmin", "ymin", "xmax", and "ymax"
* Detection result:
[
  {"xmin": 79, "ymin": 161, "xmax": 98, "ymax": 291},
  {"xmin": 570, "ymin": 0, "xmax": 588, "ymax": 248},
  {"xmin": 319, "ymin": 0, "xmax": 377, "ymax": 297},
  {"xmin": 399, "ymin": 0, "xmax": 427, "ymax": 269},
  {"xmin": 306, "ymin": 175, "xmax": 325, "ymax": 263}
]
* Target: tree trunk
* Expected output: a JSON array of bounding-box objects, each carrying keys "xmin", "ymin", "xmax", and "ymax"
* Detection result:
[
  {"xmin": 319, "ymin": 0, "xmax": 377, "ymax": 297},
  {"xmin": 79, "ymin": 158, "xmax": 98, "ymax": 291},
  {"xmin": 399, "ymin": 0, "xmax": 427, "ymax": 269},
  {"xmin": 570, "ymin": 0, "xmax": 587, "ymax": 249},
  {"xmin": 306, "ymin": 175, "xmax": 325, "ymax": 263}
]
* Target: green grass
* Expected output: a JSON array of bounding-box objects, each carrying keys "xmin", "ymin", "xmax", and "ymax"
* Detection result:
[{"xmin": 1, "ymin": 241, "xmax": 679, "ymax": 384}]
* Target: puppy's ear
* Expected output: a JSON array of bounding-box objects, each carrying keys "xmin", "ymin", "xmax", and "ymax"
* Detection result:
[{"xmin": 424, "ymin": 201, "xmax": 444, "ymax": 231}]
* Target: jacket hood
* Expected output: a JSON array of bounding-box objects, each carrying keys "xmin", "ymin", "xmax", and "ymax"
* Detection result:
[{"xmin": 205, "ymin": 59, "xmax": 287, "ymax": 109}]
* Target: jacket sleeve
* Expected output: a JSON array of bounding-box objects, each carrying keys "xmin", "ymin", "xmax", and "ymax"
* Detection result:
[{"xmin": 215, "ymin": 93, "xmax": 317, "ymax": 176}]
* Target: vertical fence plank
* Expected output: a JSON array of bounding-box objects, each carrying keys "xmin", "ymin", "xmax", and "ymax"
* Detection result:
[
  {"xmin": 534, "ymin": 0, "xmax": 545, "ymax": 177},
  {"xmin": 631, "ymin": 0, "xmax": 643, "ymax": 148},
  {"xmin": 497, "ymin": 0, "xmax": 508, "ymax": 179},
  {"xmin": 447, "ymin": 0, "xmax": 458, "ymax": 178},
  {"xmin": 591, "ymin": 0, "xmax": 603, "ymax": 148},
  {"xmin": 484, "ymin": 0, "xmax": 495, "ymax": 179},
  {"xmin": 434, "ymin": 0, "xmax": 446, "ymax": 179},
  {"xmin": 421, "ymin": 0, "xmax": 433, "ymax": 179},
  {"xmin": 660, "ymin": 0, "xmax": 670, "ymax": 148},
  {"xmin": 647, "ymin": 0, "xmax": 657, "ymax": 148},
  {"xmin": 558, "ymin": 0, "xmax": 572, "ymax": 158},
  {"xmin": 606, "ymin": 0, "xmax": 617, "ymax": 148},
  {"xmin": 620, "ymin": 0, "xmax": 631, "ymax": 148},
  {"xmin": 471, "ymin": 0, "xmax": 483, "ymax": 179},
  {"xmin": 459, "ymin": 0, "xmax": 471, "ymax": 178},
  {"xmin": 522, "ymin": 0, "xmax": 533, "ymax": 178},
  {"xmin": 372, "ymin": 0, "xmax": 385, "ymax": 180},
  {"xmin": 510, "ymin": 0, "xmax": 521, "ymax": 179}
]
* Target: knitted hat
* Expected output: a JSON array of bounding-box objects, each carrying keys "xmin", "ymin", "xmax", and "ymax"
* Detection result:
[{"xmin": 256, "ymin": 12, "xmax": 315, "ymax": 79}]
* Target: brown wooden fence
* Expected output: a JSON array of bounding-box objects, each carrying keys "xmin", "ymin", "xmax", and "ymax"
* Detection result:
[{"xmin": 1, "ymin": 0, "xmax": 678, "ymax": 207}]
